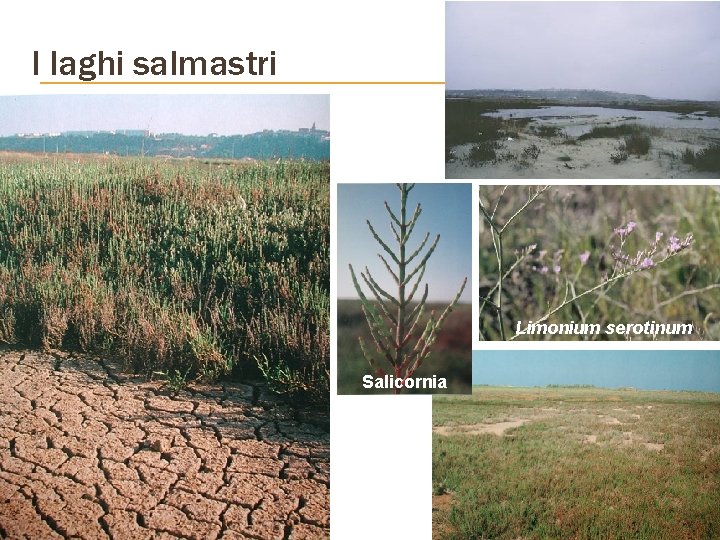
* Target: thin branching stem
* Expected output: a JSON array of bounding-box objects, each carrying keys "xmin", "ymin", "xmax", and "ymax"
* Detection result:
[{"xmin": 350, "ymin": 183, "xmax": 466, "ymax": 392}]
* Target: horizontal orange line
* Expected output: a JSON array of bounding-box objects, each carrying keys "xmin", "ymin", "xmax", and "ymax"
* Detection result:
[{"xmin": 40, "ymin": 80, "xmax": 446, "ymax": 85}]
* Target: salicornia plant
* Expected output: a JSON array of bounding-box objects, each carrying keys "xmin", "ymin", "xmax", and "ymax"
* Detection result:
[{"xmin": 349, "ymin": 183, "xmax": 467, "ymax": 393}]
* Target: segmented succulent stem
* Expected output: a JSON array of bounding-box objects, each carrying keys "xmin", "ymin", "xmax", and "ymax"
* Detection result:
[{"xmin": 349, "ymin": 183, "xmax": 467, "ymax": 393}]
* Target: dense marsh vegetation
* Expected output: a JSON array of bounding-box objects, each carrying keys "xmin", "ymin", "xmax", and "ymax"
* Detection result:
[{"xmin": 0, "ymin": 154, "xmax": 329, "ymax": 401}]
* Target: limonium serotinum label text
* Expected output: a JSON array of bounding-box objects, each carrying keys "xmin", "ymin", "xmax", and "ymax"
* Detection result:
[{"xmin": 515, "ymin": 320, "xmax": 694, "ymax": 337}]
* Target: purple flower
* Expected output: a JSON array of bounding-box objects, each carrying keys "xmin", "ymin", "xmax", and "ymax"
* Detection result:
[
  {"xmin": 553, "ymin": 265, "xmax": 561, "ymax": 274},
  {"xmin": 639, "ymin": 257, "xmax": 654, "ymax": 269},
  {"xmin": 615, "ymin": 221, "xmax": 636, "ymax": 239},
  {"xmin": 539, "ymin": 266, "xmax": 549, "ymax": 274},
  {"xmin": 655, "ymin": 231, "xmax": 663, "ymax": 243},
  {"xmin": 579, "ymin": 251, "xmax": 590, "ymax": 265},
  {"xmin": 668, "ymin": 232, "xmax": 694, "ymax": 254},
  {"xmin": 668, "ymin": 235, "xmax": 681, "ymax": 253}
]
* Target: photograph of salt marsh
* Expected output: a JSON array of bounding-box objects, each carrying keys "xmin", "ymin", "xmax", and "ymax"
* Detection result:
[
  {"xmin": 446, "ymin": 2, "xmax": 720, "ymax": 179},
  {"xmin": 433, "ymin": 351, "xmax": 720, "ymax": 540}
]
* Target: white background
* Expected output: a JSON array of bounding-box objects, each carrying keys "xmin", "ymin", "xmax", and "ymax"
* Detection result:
[{"xmin": 3, "ymin": 2, "xmax": 718, "ymax": 539}]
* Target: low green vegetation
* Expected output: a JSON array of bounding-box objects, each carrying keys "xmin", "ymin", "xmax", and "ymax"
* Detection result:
[
  {"xmin": 445, "ymin": 100, "xmax": 532, "ymax": 163},
  {"xmin": 577, "ymin": 124, "xmax": 658, "ymax": 159},
  {"xmin": 531, "ymin": 125, "xmax": 563, "ymax": 138},
  {"xmin": 521, "ymin": 144, "xmax": 541, "ymax": 160},
  {"xmin": 610, "ymin": 149, "xmax": 629, "ymax": 164},
  {"xmin": 467, "ymin": 141, "xmax": 502, "ymax": 165},
  {"xmin": 624, "ymin": 131, "xmax": 652, "ymax": 155},
  {"xmin": 682, "ymin": 144, "xmax": 720, "ymax": 173},
  {"xmin": 433, "ymin": 386, "xmax": 720, "ymax": 539},
  {"xmin": 0, "ymin": 154, "xmax": 329, "ymax": 401},
  {"xmin": 577, "ymin": 124, "xmax": 662, "ymax": 142}
]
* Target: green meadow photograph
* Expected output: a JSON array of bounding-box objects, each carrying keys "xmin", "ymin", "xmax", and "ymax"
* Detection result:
[{"xmin": 433, "ymin": 350, "xmax": 720, "ymax": 539}]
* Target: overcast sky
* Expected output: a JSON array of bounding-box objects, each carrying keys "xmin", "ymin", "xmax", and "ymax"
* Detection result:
[
  {"xmin": 337, "ymin": 183, "xmax": 472, "ymax": 303},
  {"xmin": 474, "ymin": 350, "xmax": 720, "ymax": 392},
  {"xmin": 447, "ymin": 2, "xmax": 720, "ymax": 101},
  {"xmin": 0, "ymin": 95, "xmax": 329, "ymax": 136}
]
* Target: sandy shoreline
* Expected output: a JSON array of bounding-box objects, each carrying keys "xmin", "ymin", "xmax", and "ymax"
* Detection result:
[{"xmin": 447, "ymin": 127, "xmax": 720, "ymax": 179}]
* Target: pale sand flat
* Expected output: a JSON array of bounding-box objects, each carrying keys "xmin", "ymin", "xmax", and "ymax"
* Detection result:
[
  {"xmin": 434, "ymin": 419, "xmax": 530, "ymax": 437},
  {"xmin": 447, "ymin": 127, "xmax": 720, "ymax": 179}
]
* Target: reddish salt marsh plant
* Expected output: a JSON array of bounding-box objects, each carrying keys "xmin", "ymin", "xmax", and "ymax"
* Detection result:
[
  {"xmin": 0, "ymin": 155, "xmax": 330, "ymax": 400},
  {"xmin": 349, "ymin": 183, "xmax": 467, "ymax": 393}
]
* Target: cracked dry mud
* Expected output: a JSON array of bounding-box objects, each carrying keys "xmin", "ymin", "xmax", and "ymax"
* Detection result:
[{"xmin": 0, "ymin": 351, "xmax": 329, "ymax": 539}]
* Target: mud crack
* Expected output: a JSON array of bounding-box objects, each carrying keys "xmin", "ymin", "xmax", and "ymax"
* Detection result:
[{"xmin": 0, "ymin": 351, "xmax": 329, "ymax": 539}]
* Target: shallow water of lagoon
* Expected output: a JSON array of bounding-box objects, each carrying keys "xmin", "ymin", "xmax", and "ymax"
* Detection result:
[{"xmin": 483, "ymin": 106, "xmax": 720, "ymax": 137}]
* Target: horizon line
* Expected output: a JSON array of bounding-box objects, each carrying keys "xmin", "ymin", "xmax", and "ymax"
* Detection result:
[
  {"xmin": 445, "ymin": 87, "xmax": 720, "ymax": 102},
  {"xmin": 3, "ymin": 128, "xmax": 329, "ymax": 136},
  {"xmin": 472, "ymin": 384, "xmax": 720, "ymax": 394}
]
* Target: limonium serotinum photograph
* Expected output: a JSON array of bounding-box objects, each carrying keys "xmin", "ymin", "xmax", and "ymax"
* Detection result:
[{"xmin": 478, "ymin": 185, "xmax": 720, "ymax": 341}]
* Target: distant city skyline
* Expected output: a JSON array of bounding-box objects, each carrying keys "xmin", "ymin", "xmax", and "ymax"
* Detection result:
[
  {"xmin": 447, "ymin": 2, "xmax": 720, "ymax": 101},
  {"xmin": 0, "ymin": 95, "xmax": 329, "ymax": 137},
  {"xmin": 473, "ymin": 350, "xmax": 720, "ymax": 393},
  {"xmin": 7, "ymin": 125, "xmax": 328, "ymax": 137}
]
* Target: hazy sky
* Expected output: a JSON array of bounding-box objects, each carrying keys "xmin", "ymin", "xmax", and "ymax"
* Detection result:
[
  {"xmin": 473, "ymin": 350, "xmax": 720, "ymax": 392},
  {"xmin": 0, "ymin": 95, "xmax": 329, "ymax": 136},
  {"xmin": 337, "ymin": 183, "xmax": 472, "ymax": 303},
  {"xmin": 447, "ymin": 2, "xmax": 720, "ymax": 101}
]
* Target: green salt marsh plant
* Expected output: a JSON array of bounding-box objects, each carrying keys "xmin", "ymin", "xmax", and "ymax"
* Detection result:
[
  {"xmin": 623, "ymin": 131, "xmax": 651, "ymax": 155},
  {"xmin": 683, "ymin": 144, "xmax": 720, "ymax": 173},
  {"xmin": 0, "ymin": 155, "xmax": 330, "ymax": 401},
  {"xmin": 349, "ymin": 183, "xmax": 467, "ymax": 393}
]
